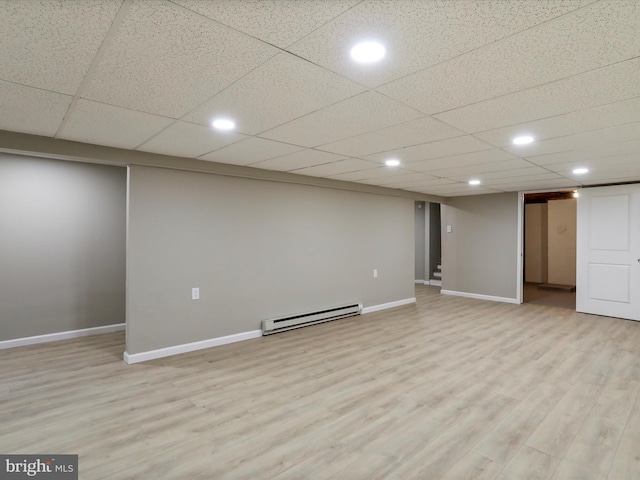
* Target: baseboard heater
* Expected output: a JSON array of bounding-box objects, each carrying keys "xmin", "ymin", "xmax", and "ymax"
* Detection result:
[{"xmin": 261, "ymin": 303, "xmax": 363, "ymax": 335}]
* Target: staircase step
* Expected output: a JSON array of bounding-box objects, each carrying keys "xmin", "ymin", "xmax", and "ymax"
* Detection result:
[{"xmin": 433, "ymin": 271, "xmax": 441, "ymax": 278}]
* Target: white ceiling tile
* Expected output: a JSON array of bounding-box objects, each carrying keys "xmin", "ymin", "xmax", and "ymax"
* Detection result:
[
  {"xmin": 505, "ymin": 122, "xmax": 640, "ymax": 157},
  {"xmin": 137, "ymin": 121, "xmax": 247, "ymax": 158},
  {"xmin": 357, "ymin": 173, "xmax": 437, "ymax": 187},
  {"xmin": 379, "ymin": 1, "xmax": 640, "ymax": 114},
  {"xmin": 437, "ymin": 188, "xmax": 503, "ymax": 197},
  {"xmin": 172, "ymin": 0, "xmax": 359, "ymax": 48},
  {"xmin": 184, "ymin": 53, "xmax": 365, "ymax": 134},
  {"xmin": 260, "ymin": 92, "xmax": 422, "ymax": 147},
  {"xmin": 435, "ymin": 58, "xmax": 640, "ymax": 133},
  {"xmin": 365, "ymin": 136, "xmax": 494, "ymax": 164},
  {"xmin": 82, "ymin": 0, "xmax": 277, "ymax": 118},
  {"xmin": 249, "ymin": 149, "xmax": 345, "ymax": 172},
  {"xmin": 482, "ymin": 173, "xmax": 564, "ymax": 186},
  {"xmin": 405, "ymin": 149, "xmax": 517, "ymax": 172},
  {"xmin": 318, "ymin": 116, "xmax": 463, "ymax": 157},
  {"xmin": 475, "ymin": 97, "xmax": 640, "ymax": 148},
  {"xmin": 0, "ymin": 81, "xmax": 72, "ymax": 136},
  {"xmin": 287, "ymin": 0, "xmax": 589, "ymax": 88},
  {"xmin": 329, "ymin": 167, "xmax": 415, "ymax": 182},
  {"xmin": 288, "ymin": 158, "xmax": 378, "ymax": 177},
  {"xmin": 499, "ymin": 178, "xmax": 578, "ymax": 191},
  {"xmin": 384, "ymin": 177, "xmax": 456, "ymax": 188},
  {"xmin": 199, "ymin": 137, "xmax": 304, "ymax": 166},
  {"xmin": 58, "ymin": 99, "xmax": 174, "ymax": 150},
  {"xmin": 527, "ymin": 140, "xmax": 640, "ymax": 165},
  {"xmin": 447, "ymin": 167, "xmax": 552, "ymax": 182},
  {"xmin": 417, "ymin": 159, "xmax": 535, "ymax": 177},
  {"xmin": 0, "ymin": 0, "xmax": 120, "ymax": 94}
]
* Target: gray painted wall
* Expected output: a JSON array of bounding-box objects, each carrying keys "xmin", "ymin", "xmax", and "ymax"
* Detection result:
[
  {"xmin": 0, "ymin": 154, "xmax": 126, "ymax": 341},
  {"xmin": 414, "ymin": 202, "xmax": 425, "ymax": 281},
  {"xmin": 441, "ymin": 193, "xmax": 519, "ymax": 299},
  {"xmin": 127, "ymin": 165, "xmax": 415, "ymax": 354}
]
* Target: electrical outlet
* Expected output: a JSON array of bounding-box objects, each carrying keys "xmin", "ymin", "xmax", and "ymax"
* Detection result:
[
  {"xmin": 373, "ymin": 269, "xmax": 378, "ymax": 278},
  {"xmin": 447, "ymin": 225, "xmax": 452, "ymax": 233},
  {"xmin": 192, "ymin": 287, "xmax": 200, "ymax": 300}
]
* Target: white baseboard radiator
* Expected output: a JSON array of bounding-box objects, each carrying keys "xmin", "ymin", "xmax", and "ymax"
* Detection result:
[{"xmin": 261, "ymin": 303, "xmax": 363, "ymax": 335}]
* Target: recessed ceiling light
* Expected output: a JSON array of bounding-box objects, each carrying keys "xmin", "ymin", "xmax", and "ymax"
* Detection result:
[
  {"xmin": 385, "ymin": 159, "xmax": 400, "ymax": 167},
  {"xmin": 212, "ymin": 118, "xmax": 235, "ymax": 130},
  {"xmin": 573, "ymin": 189, "xmax": 580, "ymax": 198},
  {"xmin": 572, "ymin": 167, "xmax": 589, "ymax": 174},
  {"xmin": 512, "ymin": 135, "xmax": 534, "ymax": 145},
  {"xmin": 469, "ymin": 179, "xmax": 481, "ymax": 185},
  {"xmin": 350, "ymin": 42, "xmax": 386, "ymax": 63}
]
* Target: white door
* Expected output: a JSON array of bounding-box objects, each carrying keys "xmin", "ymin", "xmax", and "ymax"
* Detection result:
[{"xmin": 576, "ymin": 185, "xmax": 640, "ymax": 321}]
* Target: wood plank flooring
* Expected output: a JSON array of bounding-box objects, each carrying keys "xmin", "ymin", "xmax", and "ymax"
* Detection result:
[{"xmin": 1, "ymin": 285, "xmax": 639, "ymax": 479}]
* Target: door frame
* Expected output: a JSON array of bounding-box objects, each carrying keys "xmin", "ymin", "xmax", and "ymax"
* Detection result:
[{"xmin": 516, "ymin": 186, "xmax": 579, "ymax": 305}]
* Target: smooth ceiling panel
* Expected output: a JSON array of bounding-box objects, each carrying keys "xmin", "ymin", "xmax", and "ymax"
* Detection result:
[
  {"xmin": 184, "ymin": 53, "xmax": 364, "ymax": 135},
  {"xmin": 59, "ymin": 99, "xmax": 174, "ymax": 150},
  {"xmin": 505, "ymin": 122, "xmax": 640, "ymax": 157},
  {"xmin": 199, "ymin": 137, "xmax": 303, "ymax": 166},
  {"xmin": 83, "ymin": 0, "xmax": 277, "ymax": 118},
  {"xmin": 0, "ymin": 81, "xmax": 72, "ymax": 137},
  {"xmin": 287, "ymin": 0, "xmax": 589, "ymax": 88},
  {"xmin": 318, "ymin": 116, "xmax": 463, "ymax": 157},
  {"xmin": 437, "ymin": 188, "xmax": 503, "ymax": 197},
  {"xmin": 0, "ymin": 0, "xmax": 121, "ymax": 94},
  {"xmin": 288, "ymin": 158, "xmax": 378, "ymax": 177},
  {"xmin": 435, "ymin": 58, "xmax": 640, "ymax": 133},
  {"xmin": 172, "ymin": 0, "xmax": 359, "ymax": 48},
  {"xmin": 137, "ymin": 121, "xmax": 246, "ymax": 158},
  {"xmin": 249, "ymin": 149, "xmax": 345, "ymax": 171},
  {"xmin": 365, "ymin": 135, "xmax": 494, "ymax": 164},
  {"xmin": 260, "ymin": 92, "xmax": 422, "ymax": 147},
  {"xmin": 379, "ymin": 1, "xmax": 640, "ymax": 114},
  {"xmin": 402, "ymin": 149, "xmax": 517, "ymax": 172},
  {"xmin": 475, "ymin": 97, "xmax": 640, "ymax": 147}
]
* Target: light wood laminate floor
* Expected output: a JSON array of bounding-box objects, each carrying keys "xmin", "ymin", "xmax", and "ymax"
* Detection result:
[{"xmin": 1, "ymin": 285, "xmax": 639, "ymax": 479}]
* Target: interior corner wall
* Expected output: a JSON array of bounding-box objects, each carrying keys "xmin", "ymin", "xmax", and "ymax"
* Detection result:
[
  {"xmin": 0, "ymin": 154, "xmax": 126, "ymax": 341},
  {"xmin": 524, "ymin": 203, "xmax": 548, "ymax": 283},
  {"xmin": 126, "ymin": 165, "xmax": 415, "ymax": 355},
  {"xmin": 547, "ymin": 198, "xmax": 577, "ymax": 285},
  {"xmin": 414, "ymin": 201, "xmax": 426, "ymax": 281},
  {"xmin": 441, "ymin": 192, "xmax": 519, "ymax": 300}
]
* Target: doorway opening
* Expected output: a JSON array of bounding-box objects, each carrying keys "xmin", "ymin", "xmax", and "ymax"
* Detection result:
[{"xmin": 522, "ymin": 191, "xmax": 576, "ymax": 309}]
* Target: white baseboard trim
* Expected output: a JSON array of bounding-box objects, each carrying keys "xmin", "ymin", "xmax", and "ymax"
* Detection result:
[
  {"xmin": 0, "ymin": 323, "xmax": 126, "ymax": 350},
  {"xmin": 441, "ymin": 289, "xmax": 519, "ymax": 304},
  {"xmin": 123, "ymin": 329, "xmax": 262, "ymax": 364},
  {"xmin": 429, "ymin": 279, "xmax": 441, "ymax": 286},
  {"xmin": 362, "ymin": 297, "xmax": 416, "ymax": 314},
  {"xmin": 415, "ymin": 280, "xmax": 431, "ymax": 285},
  {"xmin": 415, "ymin": 279, "xmax": 424, "ymax": 284}
]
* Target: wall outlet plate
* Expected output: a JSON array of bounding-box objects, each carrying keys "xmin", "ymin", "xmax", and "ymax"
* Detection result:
[{"xmin": 192, "ymin": 287, "xmax": 200, "ymax": 300}]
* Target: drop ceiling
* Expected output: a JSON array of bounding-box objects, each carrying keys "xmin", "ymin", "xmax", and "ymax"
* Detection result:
[{"xmin": 1, "ymin": 0, "xmax": 639, "ymax": 197}]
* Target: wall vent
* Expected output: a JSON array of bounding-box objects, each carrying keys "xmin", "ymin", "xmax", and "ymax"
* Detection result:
[{"xmin": 261, "ymin": 303, "xmax": 362, "ymax": 335}]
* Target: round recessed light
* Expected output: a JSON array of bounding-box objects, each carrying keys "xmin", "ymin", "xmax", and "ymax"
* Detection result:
[
  {"xmin": 469, "ymin": 179, "xmax": 481, "ymax": 185},
  {"xmin": 572, "ymin": 167, "xmax": 589, "ymax": 174},
  {"xmin": 385, "ymin": 159, "xmax": 400, "ymax": 167},
  {"xmin": 212, "ymin": 118, "xmax": 235, "ymax": 130},
  {"xmin": 512, "ymin": 135, "xmax": 534, "ymax": 145},
  {"xmin": 350, "ymin": 42, "xmax": 386, "ymax": 63},
  {"xmin": 573, "ymin": 189, "xmax": 580, "ymax": 198}
]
